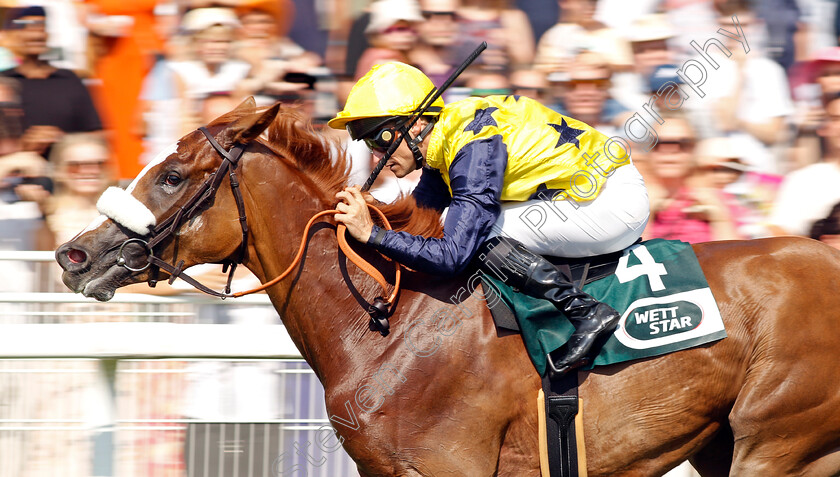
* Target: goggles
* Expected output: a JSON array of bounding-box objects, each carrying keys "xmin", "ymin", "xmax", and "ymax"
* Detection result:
[
  {"xmin": 346, "ymin": 116, "xmax": 405, "ymax": 152},
  {"xmin": 363, "ymin": 128, "xmax": 399, "ymax": 152}
]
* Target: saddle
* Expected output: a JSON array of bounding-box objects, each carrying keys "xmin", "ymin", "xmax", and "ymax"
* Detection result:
[
  {"xmin": 485, "ymin": 244, "xmax": 629, "ymax": 332},
  {"xmin": 480, "ymin": 238, "xmax": 727, "ymax": 477}
]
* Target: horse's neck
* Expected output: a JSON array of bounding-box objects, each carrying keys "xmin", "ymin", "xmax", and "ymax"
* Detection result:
[{"xmin": 244, "ymin": 178, "xmax": 374, "ymax": 380}]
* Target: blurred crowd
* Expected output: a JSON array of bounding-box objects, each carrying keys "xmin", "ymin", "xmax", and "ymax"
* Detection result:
[
  {"xmin": 3, "ymin": 0, "xmax": 840, "ymax": 262},
  {"xmin": 0, "ymin": 2, "xmax": 837, "ymax": 472}
]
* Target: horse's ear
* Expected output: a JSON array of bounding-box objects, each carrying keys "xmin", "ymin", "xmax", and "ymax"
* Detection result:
[
  {"xmin": 229, "ymin": 103, "xmax": 281, "ymax": 145},
  {"xmin": 233, "ymin": 96, "xmax": 256, "ymax": 112}
]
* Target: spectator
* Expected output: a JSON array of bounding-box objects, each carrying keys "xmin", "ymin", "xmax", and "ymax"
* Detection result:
[
  {"xmin": 696, "ymin": 3, "xmax": 794, "ymax": 175},
  {"xmin": 234, "ymin": 0, "xmax": 322, "ymax": 106},
  {"xmin": 616, "ymin": 13, "xmax": 677, "ymax": 109},
  {"xmin": 0, "ymin": 6, "xmax": 102, "ymax": 159},
  {"xmin": 799, "ymin": 0, "xmax": 836, "ymax": 54},
  {"xmin": 137, "ymin": 2, "xmax": 187, "ymax": 165},
  {"xmin": 646, "ymin": 64, "xmax": 684, "ymax": 113},
  {"xmin": 556, "ymin": 52, "xmax": 630, "ymax": 137},
  {"xmin": 802, "ymin": 48, "xmax": 840, "ymax": 113},
  {"xmin": 343, "ymin": 3, "xmax": 372, "ymax": 80},
  {"xmin": 643, "ymin": 115, "xmax": 739, "ymax": 242},
  {"xmin": 354, "ymin": 0, "xmax": 423, "ymax": 80},
  {"xmin": 789, "ymin": 47, "xmax": 840, "ymax": 169},
  {"xmin": 0, "ymin": 151, "xmax": 51, "ymax": 292},
  {"xmin": 44, "ymin": 134, "xmax": 115, "ymax": 245},
  {"xmin": 593, "ymin": 0, "xmax": 659, "ymax": 34},
  {"xmin": 664, "ymin": 0, "xmax": 724, "ymax": 60},
  {"xmin": 410, "ymin": 0, "xmax": 461, "ymax": 87},
  {"xmin": 82, "ymin": 0, "xmax": 162, "ymax": 182},
  {"xmin": 455, "ymin": 0, "xmax": 534, "ymax": 71},
  {"xmin": 169, "ymin": 8, "xmax": 250, "ymax": 130},
  {"xmin": 510, "ymin": 67, "xmax": 550, "ymax": 105},
  {"xmin": 534, "ymin": 0, "xmax": 632, "ymax": 78},
  {"xmin": 768, "ymin": 94, "xmax": 840, "ymax": 236},
  {"xmin": 693, "ymin": 137, "xmax": 756, "ymax": 238},
  {"xmin": 236, "ymin": 0, "xmax": 310, "ymax": 63},
  {"xmin": 752, "ymin": 0, "xmax": 803, "ymax": 71},
  {"xmin": 809, "ymin": 201, "xmax": 840, "ymax": 250},
  {"xmin": 0, "ymin": 77, "xmax": 53, "ymax": 291}
]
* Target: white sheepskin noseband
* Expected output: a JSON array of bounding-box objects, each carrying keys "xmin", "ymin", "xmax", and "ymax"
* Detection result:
[{"xmin": 96, "ymin": 186, "xmax": 157, "ymax": 235}]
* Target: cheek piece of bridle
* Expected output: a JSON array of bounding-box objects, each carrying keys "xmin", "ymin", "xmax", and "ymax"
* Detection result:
[
  {"xmin": 113, "ymin": 126, "xmax": 399, "ymax": 336},
  {"xmin": 119, "ymin": 127, "xmax": 250, "ymax": 298}
]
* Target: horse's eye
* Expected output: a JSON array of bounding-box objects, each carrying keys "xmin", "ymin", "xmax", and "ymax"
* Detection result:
[{"xmin": 164, "ymin": 172, "xmax": 181, "ymax": 186}]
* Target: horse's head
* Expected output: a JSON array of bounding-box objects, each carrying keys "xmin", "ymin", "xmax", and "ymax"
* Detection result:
[{"xmin": 56, "ymin": 98, "xmax": 280, "ymax": 301}]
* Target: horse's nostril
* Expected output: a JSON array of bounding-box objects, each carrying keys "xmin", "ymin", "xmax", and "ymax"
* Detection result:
[{"xmin": 67, "ymin": 249, "xmax": 87, "ymax": 264}]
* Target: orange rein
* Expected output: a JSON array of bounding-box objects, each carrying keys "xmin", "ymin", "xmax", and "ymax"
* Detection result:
[{"xmin": 231, "ymin": 205, "xmax": 401, "ymax": 306}]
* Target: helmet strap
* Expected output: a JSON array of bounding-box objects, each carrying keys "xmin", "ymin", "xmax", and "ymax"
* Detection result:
[{"xmin": 402, "ymin": 117, "xmax": 436, "ymax": 169}]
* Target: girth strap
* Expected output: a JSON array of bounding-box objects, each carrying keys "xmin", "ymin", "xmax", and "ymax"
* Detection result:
[{"xmin": 542, "ymin": 372, "xmax": 582, "ymax": 477}]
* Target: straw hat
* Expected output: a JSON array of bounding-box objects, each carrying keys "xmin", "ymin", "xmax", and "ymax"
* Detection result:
[
  {"xmin": 365, "ymin": 0, "xmax": 424, "ymax": 34},
  {"xmin": 181, "ymin": 7, "xmax": 240, "ymax": 33},
  {"xmin": 696, "ymin": 137, "xmax": 750, "ymax": 172},
  {"xmin": 628, "ymin": 14, "xmax": 674, "ymax": 43}
]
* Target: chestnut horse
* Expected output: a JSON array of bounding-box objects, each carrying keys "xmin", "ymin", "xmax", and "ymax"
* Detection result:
[{"xmin": 56, "ymin": 101, "xmax": 840, "ymax": 476}]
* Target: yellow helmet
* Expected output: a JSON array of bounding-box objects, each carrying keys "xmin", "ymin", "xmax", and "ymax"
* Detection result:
[{"xmin": 328, "ymin": 62, "xmax": 444, "ymax": 132}]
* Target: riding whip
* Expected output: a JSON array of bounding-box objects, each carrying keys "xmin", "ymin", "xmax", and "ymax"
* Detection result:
[{"xmin": 360, "ymin": 41, "xmax": 487, "ymax": 192}]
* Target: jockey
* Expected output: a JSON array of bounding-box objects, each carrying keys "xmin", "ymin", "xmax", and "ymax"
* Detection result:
[{"xmin": 331, "ymin": 62, "xmax": 650, "ymax": 376}]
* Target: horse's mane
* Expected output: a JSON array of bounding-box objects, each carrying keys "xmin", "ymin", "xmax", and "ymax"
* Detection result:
[{"xmin": 210, "ymin": 106, "xmax": 444, "ymax": 239}]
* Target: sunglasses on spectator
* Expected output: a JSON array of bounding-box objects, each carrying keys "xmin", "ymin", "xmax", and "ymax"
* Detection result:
[
  {"xmin": 705, "ymin": 165, "xmax": 742, "ymax": 174},
  {"xmin": 568, "ymin": 78, "xmax": 611, "ymax": 89},
  {"xmin": 653, "ymin": 138, "xmax": 695, "ymax": 151},
  {"xmin": 422, "ymin": 10, "xmax": 456, "ymax": 20},
  {"xmin": 820, "ymin": 67, "xmax": 840, "ymax": 77},
  {"xmin": 382, "ymin": 25, "xmax": 416, "ymax": 34},
  {"xmin": 512, "ymin": 85, "xmax": 546, "ymax": 94},
  {"xmin": 66, "ymin": 160, "xmax": 107, "ymax": 173}
]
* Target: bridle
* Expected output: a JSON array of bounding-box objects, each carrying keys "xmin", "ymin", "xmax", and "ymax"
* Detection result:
[
  {"xmin": 113, "ymin": 127, "xmax": 248, "ymax": 297},
  {"xmin": 111, "ymin": 126, "xmax": 399, "ymax": 335}
]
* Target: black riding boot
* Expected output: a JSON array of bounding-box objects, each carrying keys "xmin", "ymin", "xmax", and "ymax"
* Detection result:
[{"xmin": 476, "ymin": 236, "xmax": 620, "ymax": 378}]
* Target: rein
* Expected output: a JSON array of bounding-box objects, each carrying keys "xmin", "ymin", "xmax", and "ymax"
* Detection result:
[{"xmin": 116, "ymin": 126, "xmax": 401, "ymax": 335}]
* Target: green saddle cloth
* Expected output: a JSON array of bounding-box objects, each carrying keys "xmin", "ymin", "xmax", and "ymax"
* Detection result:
[{"xmin": 482, "ymin": 239, "xmax": 727, "ymax": 376}]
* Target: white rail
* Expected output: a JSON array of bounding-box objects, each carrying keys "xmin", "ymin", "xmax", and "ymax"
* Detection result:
[
  {"xmin": 0, "ymin": 251, "xmax": 360, "ymax": 477},
  {"xmin": 0, "ymin": 323, "xmax": 298, "ymax": 359}
]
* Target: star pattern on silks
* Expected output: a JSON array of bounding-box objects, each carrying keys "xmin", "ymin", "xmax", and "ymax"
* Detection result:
[
  {"xmin": 547, "ymin": 118, "xmax": 586, "ymax": 149},
  {"xmin": 463, "ymin": 107, "xmax": 499, "ymax": 135}
]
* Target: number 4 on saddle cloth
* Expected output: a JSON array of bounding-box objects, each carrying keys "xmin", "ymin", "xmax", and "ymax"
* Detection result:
[{"xmin": 480, "ymin": 238, "xmax": 727, "ymax": 377}]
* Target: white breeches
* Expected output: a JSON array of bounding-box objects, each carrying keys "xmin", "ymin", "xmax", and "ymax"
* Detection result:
[{"xmin": 488, "ymin": 164, "xmax": 650, "ymax": 258}]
